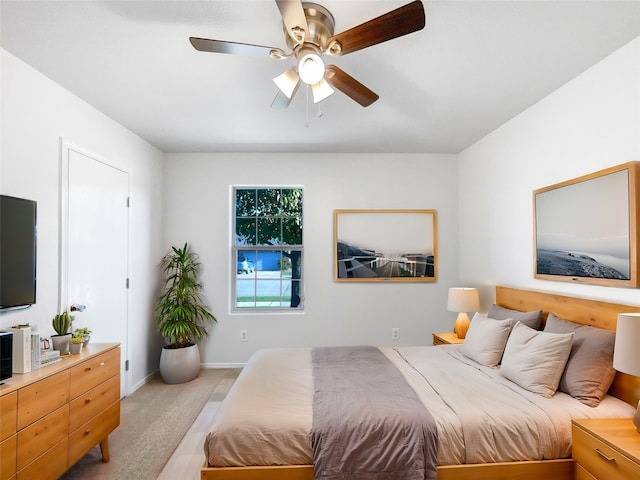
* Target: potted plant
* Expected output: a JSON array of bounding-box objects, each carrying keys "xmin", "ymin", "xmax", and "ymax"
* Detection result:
[
  {"xmin": 73, "ymin": 327, "xmax": 92, "ymax": 347},
  {"xmin": 155, "ymin": 242, "xmax": 217, "ymax": 384},
  {"xmin": 69, "ymin": 333, "xmax": 84, "ymax": 354},
  {"xmin": 51, "ymin": 311, "xmax": 72, "ymax": 354}
]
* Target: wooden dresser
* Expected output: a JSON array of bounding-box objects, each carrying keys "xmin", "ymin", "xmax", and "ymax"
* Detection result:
[{"xmin": 0, "ymin": 343, "xmax": 120, "ymax": 480}]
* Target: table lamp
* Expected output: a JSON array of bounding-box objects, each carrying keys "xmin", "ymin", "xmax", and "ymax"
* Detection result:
[
  {"xmin": 447, "ymin": 287, "xmax": 479, "ymax": 339},
  {"xmin": 613, "ymin": 313, "xmax": 640, "ymax": 433}
]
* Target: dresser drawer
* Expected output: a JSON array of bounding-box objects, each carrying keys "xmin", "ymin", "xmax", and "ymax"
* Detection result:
[
  {"xmin": 16, "ymin": 404, "xmax": 68, "ymax": 470},
  {"xmin": 68, "ymin": 400, "xmax": 120, "ymax": 467},
  {"xmin": 573, "ymin": 423, "xmax": 640, "ymax": 480},
  {"xmin": 69, "ymin": 347, "xmax": 120, "ymax": 399},
  {"xmin": 1, "ymin": 392, "xmax": 17, "ymax": 440},
  {"xmin": 0, "ymin": 435, "xmax": 16, "ymax": 480},
  {"xmin": 17, "ymin": 370, "xmax": 69, "ymax": 430},
  {"xmin": 575, "ymin": 464, "xmax": 597, "ymax": 480},
  {"xmin": 69, "ymin": 374, "xmax": 119, "ymax": 432},
  {"xmin": 16, "ymin": 437, "xmax": 67, "ymax": 480}
]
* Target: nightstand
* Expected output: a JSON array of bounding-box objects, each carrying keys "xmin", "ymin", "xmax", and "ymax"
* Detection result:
[
  {"xmin": 432, "ymin": 332, "xmax": 464, "ymax": 346},
  {"xmin": 572, "ymin": 418, "xmax": 640, "ymax": 480}
]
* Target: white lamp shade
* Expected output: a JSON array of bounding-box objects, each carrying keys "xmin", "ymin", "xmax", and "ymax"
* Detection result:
[
  {"xmin": 447, "ymin": 288, "xmax": 480, "ymax": 313},
  {"xmin": 614, "ymin": 313, "xmax": 640, "ymax": 376}
]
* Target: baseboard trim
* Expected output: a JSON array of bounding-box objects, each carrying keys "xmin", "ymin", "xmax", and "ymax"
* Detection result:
[
  {"xmin": 129, "ymin": 369, "xmax": 159, "ymax": 395},
  {"xmin": 201, "ymin": 363, "xmax": 246, "ymax": 369}
]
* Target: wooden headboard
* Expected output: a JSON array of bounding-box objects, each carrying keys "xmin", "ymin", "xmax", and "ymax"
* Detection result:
[{"xmin": 496, "ymin": 285, "xmax": 640, "ymax": 407}]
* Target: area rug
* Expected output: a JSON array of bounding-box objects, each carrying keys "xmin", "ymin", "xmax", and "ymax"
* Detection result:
[{"xmin": 60, "ymin": 368, "xmax": 240, "ymax": 480}]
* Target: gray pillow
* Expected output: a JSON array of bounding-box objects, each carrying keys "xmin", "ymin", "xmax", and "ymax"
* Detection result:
[
  {"xmin": 488, "ymin": 304, "xmax": 542, "ymax": 331},
  {"xmin": 461, "ymin": 313, "xmax": 512, "ymax": 367},
  {"xmin": 501, "ymin": 322, "xmax": 574, "ymax": 397},
  {"xmin": 544, "ymin": 313, "xmax": 616, "ymax": 407}
]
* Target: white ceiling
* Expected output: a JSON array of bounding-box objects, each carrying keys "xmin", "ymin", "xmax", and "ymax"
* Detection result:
[{"xmin": 2, "ymin": 0, "xmax": 640, "ymax": 154}]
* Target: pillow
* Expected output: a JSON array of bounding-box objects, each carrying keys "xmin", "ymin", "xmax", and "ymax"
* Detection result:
[
  {"xmin": 544, "ymin": 313, "xmax": 616, "ymax": 407},
  {"xmin": 500, "ymin": 322, "xmax": 574, "ymax": 397},
  {"xmin": 461, "ymin": 313, "xmax": 513, "ymax": 367},
  {"xmin": 488, "ymin": 304, "xmax": 542, "ymax": 331}
]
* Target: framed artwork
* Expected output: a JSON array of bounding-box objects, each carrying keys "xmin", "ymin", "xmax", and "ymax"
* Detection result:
[
  {"xmin": 533, "ymin": 161, "xmax": 640, "ymax": 287},
  {"xmin": 334, "ymin": 209, "xmax": 437, "ymax": 282}
]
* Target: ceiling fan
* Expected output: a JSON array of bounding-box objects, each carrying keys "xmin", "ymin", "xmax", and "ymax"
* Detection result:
[{"xmin": 189, "ymin": 0, "xmax": 426, "ymax": 108}]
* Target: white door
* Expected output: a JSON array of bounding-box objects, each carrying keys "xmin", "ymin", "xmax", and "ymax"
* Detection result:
[{"xmin": 62, "ymin": 145, "xmax": 129, "ymax": 396}]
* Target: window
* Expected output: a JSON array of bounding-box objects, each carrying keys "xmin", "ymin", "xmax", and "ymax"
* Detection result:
[{"xmin": 232, "ymin": 187, "xmax": 303, "ymax": 311}]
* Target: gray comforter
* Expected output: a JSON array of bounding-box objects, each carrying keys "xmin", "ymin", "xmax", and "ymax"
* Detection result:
[{"xmin": 310, "ymin": 346, "xmax": 438, "ymax": 480}]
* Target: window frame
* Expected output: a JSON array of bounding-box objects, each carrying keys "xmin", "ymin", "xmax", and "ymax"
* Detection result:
[{"xmin": 231, "ymin": 186, "xmax": 304, "ymax": 314}]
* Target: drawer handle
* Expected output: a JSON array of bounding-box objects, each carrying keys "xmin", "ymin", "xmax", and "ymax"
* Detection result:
[
  {"xmin": 594, "ymin": 448, "xmax": 615, "ymax": 462},
  {"xmin": 85, "ymin": 362, "xmax": 106, "ymax": 371},
  {"xmin": 85, "ymin": 398, "xmax": 92, "ymax": 404}
]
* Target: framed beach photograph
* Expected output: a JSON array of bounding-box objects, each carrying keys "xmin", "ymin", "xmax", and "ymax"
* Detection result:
[
  {"xmin": 334, "ymin": 209, "xmax": 437, "ymax": 283},
  {"xmin": 533, "ymin": 162, "xmax": 640, "ymax": 287}
]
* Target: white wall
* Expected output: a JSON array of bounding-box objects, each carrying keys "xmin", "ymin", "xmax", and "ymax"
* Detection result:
[
  {"xmin": 458, "ymin": 36, "xmax": 640, "ymax": 307},
  {"xmin": 0, "ymin": 49, "xmax": 165, "ymax": 391},
  {"xmin": 163, "ymin": 153, "xmax": 459, "ymax": 365}
]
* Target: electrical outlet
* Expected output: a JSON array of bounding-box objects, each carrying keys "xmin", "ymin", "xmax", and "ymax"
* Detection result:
[
  {"xmin": 240, "ymin": 329, "xmax": 248, "ymax": 342},
  {"xmin": 391, "ymin": 327, "xmax": 400, "ymax": 340}
]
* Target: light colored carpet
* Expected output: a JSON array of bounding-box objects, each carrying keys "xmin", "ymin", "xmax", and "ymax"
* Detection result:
[{"xmin": 60, "ymin": 368, "xmax": 241, "ymax": 480}]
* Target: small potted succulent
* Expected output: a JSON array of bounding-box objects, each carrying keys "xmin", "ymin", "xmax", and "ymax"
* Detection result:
[
  {"xmin": 51, "ymin": 312, "xmax": 72, "ymax": 354},
  {"xmin": 73, "ymin": 327, "xmax": 92, "ymax": 347},
  {"xmin": 69, "ymin": 333, "xmax": 85, "ymax": 354}
]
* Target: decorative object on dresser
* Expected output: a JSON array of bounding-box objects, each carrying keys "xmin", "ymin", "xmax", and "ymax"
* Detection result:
[
  {"xmin": 51, "ymin": 311, "xmax": 72, "ymax": 354},
  {"xmin": 73, "ymin": 327, "xmax": 92, "ymax": 347},
  {"xmin": 0, "ymin": 343, "xmax": 120, "ymax": 480},
  {"xmin": 69, "ymin": 334, "xmax": 85, "ymax": 354},
  {"xmin": 613, "ymin": 313, "xmax": 640, "ymax": 432},
  {"xmin": 155, "ymin": 243, "xmax": 217, "ymax": 384},
  {"xmin": 446, "ymin": 287, "xmax": 479, "ymax": 339},
  {"xmin": 572, "ymin": 418, "xmax": 640, "ymax": 480}
]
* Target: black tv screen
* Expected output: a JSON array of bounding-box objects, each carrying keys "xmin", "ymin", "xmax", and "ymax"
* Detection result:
[{"xmin": 0, "ymin": 195, "xmax": 37, "ymax": 309}]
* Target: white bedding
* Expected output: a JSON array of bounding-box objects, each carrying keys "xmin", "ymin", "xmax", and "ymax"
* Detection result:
[{"xmin": 204, "ymin": 345, "xmax": 634, "ymax": 467}]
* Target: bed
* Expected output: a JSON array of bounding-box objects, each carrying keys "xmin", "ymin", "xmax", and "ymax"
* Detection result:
[{"xmin": 201, "ymin": 286, "xmax": 640, "ymax": 480}]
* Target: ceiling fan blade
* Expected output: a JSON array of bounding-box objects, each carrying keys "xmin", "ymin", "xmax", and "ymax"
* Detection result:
[
  {"xmin": 189, "ymin": 37, "xmax": 285, "ymax": 59},
  {"xmin": 325, "ymin": 0, "xmax": 425, "ymax": 56},
  {"xmin": 275, "ymin": 0, "xmax": 309, "ymax": 44},
  {"xmin": 271, "ymin": 91, "xmax": 294, "ymax": 109},
  {"xmin": 325, "ymin": 66, "xmax": 379, "ymax": 107}
]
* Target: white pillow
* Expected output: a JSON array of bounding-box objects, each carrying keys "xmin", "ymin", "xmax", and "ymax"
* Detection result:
[
  {"xmin": 461, "ymin": 313, "xmax": 512, "ymax": 367},
  {"xmin": 500, "ymin": 322, "xmax": 574, "ymax": 397}
]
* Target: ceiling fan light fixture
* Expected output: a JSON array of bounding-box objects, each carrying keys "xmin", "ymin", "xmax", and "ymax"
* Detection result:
[
  {"xmin": 311, "ymin": 78, "xmax": 334, "ymax": 103},
  {"xmin": 297, "ymin": 47, "xmax": 325, "ymax": 85},
  {"xmin": 273, "ymin": 68, "xmax": 300, "ymax": 99}
]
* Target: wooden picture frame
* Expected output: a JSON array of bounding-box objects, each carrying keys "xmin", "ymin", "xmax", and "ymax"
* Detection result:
[
  {"xmin": 334, "ymin": 209, "xmax": 437, "ymax": 282},
  {"xmin": 533, "ymin": 161, "xmax": 640, "ymax": 287}
]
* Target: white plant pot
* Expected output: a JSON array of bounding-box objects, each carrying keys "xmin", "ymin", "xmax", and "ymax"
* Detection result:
[
  {"xmin": 69, "ymin": 342, "xmax": 83, "ymax": 355},
  {"xmin": 159, "ymin": 344, "xmax": 201, "ymax": 384},
  {"xmin": 51, "ymin": 334, "xmax": 71, "ymax": 354}
]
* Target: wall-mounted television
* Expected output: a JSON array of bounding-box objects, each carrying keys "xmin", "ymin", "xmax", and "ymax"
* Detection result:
[{"xmin": 0, "ymin": 195, "xmax": 37, "ymax": 309}]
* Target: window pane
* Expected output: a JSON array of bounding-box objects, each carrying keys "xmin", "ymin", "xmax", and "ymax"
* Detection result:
[
  {"xmin": 236, "ymin": 279, "xmax": 256, "ymax": 308},
  {"xmin": 237, "ymin": 250, "xmax": 256, "ymax": 276},
  {"xmin": 257, "ymin": 217, "xmax": 281, "ymax": 245},
  {"xmin": 235, "ymin": 189, "xmax": 256, "ymax": 217},
  {"xmin": 257, "ymin": 188, "xmax": 281, "ymax": 216},
  {"xmin": 282, "ymin": 188, "xmax": 303, "ymax": 215},
  {"xmin": 282, "ymin": 217, "xmax": 302, "ymax": 245},
  {"xmin": 236, "ymin": 218, "xmax": 256, "ymax": 246}
]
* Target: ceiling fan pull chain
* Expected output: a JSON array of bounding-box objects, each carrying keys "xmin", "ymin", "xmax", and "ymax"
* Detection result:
[{"xmin": 305, "ymin": 85, "xmax": 311, "ymax": 128}]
